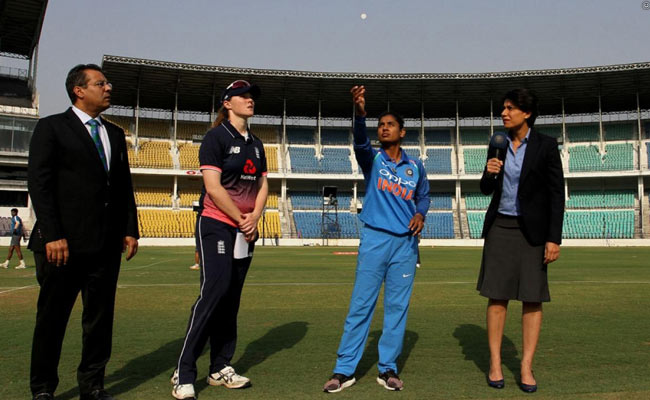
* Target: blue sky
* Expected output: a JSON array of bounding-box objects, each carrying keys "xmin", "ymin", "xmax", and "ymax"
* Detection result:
[{"xmin": 11, "ymin": 0, "xmax": 650, "ymax": 116}]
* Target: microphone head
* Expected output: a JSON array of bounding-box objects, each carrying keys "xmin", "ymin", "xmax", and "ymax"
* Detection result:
[{"xmin": 490, "ymin": 131, "xmax": 508, "ymax": 149}]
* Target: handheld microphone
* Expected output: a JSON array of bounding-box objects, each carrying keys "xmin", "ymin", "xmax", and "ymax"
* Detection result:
[{"xmin": 487, "ymin": 132, "xmax": 508, "ymax": 178}]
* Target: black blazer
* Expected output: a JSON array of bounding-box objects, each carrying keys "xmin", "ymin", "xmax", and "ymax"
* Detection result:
[
  {"xmin": 28, "ymin": 107, "xmax": 139, "ymax": 254},
  {"xmin": 480, "ymin": 129, "xmax": 564, "ymax": 246}
]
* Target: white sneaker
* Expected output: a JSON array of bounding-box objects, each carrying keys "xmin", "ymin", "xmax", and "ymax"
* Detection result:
[
  {"xmin": 172, "ymin": 383, "xmax": 195, "ymax": 400},
  {"xmin": 0, "ymin": 260, "xmax": 8, "ymax": 269},
  {"xmin": 207, "ymin": 365, "xmax": 251, "ymax": 389},
  {"xmin": 15, "ymin": 260, "xmax": 26, "ymax": 269},
  {"xmin": 189, "ymin": 264, "xmax": 200, "ymax": 270}
]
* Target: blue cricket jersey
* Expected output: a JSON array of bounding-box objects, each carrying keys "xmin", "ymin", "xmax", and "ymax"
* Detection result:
[{"xmin": 354, "ymin": 116, "xmax": 430, "ymax": 235}]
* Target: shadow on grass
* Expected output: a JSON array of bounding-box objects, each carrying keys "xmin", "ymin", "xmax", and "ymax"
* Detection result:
[
  {"xmin": 55, "ymin": 338, "xmax": 187, "ymax": 400},
  {"xmin": 453, "ymin": 324, "xmax": 519, "ymax": 378},
  {"xmin": 355, "ymin": 330, "xmax": 419, "ymax": 381},
  {"xmin": 191, "ymin": 321, "xmax": 308, "ymax": 395},
  {"xmin": 234, "ymin": 321, "xmax": 309, "ymax": 374}
]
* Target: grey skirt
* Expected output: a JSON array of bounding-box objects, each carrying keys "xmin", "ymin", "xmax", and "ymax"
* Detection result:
[{"xmin": 476, "ymin": 214, "xmax": 550, "ymax": 302}]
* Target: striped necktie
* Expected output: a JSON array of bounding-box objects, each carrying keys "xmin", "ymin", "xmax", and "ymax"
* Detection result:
[{"xmin": 86, "ymin": 119, "xmax": 108, "ymax": 171}]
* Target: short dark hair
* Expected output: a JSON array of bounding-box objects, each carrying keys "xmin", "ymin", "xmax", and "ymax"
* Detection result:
[
  {"xmin": 377, "ymin": 110, "xmax": 405, "ymax": 130},
  {"xmin": 65, "ymin": 64, "xmax": 104, "ymax": 103},
  {"xmin": 502, "ymin": 88, "xmax": 539, "ymax": 127},
  {"xmin": 11, "ymin": 208, "xmax": 18, "ymax": 213}
]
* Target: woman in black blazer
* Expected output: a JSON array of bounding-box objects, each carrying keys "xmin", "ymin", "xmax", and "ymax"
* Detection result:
[{"xmin": 476, "ymin": 89, "xmax": 564, "ymax": 393}]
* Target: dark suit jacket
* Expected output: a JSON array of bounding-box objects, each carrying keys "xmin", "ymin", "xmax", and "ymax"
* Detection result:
[
  {"xmin": 480, "ymin": 129, "xmax": 565, "ymax": 246},
  {"xmin": 28, "ymin": 107, "xmax": 139, "ymax": 254}
]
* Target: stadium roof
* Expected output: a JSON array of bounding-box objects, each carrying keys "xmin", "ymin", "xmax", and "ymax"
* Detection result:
[
  {"xmin": 102, "ymin": 55, "xmax": 650, "ymax": 119},
  {"xmin": 0, "ymin": 0, "xmax": 48, "ymax": 58}
]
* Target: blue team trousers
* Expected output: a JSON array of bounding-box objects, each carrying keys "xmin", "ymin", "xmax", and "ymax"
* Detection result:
[
  {"xmin": 333, "ymin": 225, "xmax": 417, "ymax": 376},
  {"xmin": 176, "ymin": 216, "xmax": 253, "ymax": 384}
]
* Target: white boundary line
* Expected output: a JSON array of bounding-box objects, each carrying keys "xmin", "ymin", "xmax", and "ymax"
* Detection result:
[
  {"xmin": 2, "ymin": 280, "xmax": 649, "ymax": 294},
  {"xmin": 0, "ymin": 284, "xmax": 38, "ymax": 295},
  {"xmin": 120, "ymin": 258, "xmax": 179, "ymax": 271}
]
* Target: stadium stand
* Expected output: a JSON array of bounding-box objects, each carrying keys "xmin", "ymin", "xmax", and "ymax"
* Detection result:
[
  {"xmin": 566, "ymin": 190, "xmax": 635, "ymax": 209},
  {"xmin": 460, "ymin": 128, "xmax": 489, "ymax": 145},
  {"xmin": 420, "ymin": 213, "xmax": 454, "ymax": 239},
  {"xmin": 258, "ymin": 210, "xmax": 282, "ymax": 238},
  {"xmin": 177, "ymin": 120, "xmax": 209, "ymax": 140},
  {"xmin": 134, "ymin": 187, "xmax": 172, "ymax": 207},
  {"xmin": 603, "ymin": 143, "xmax": 634, "ymax": 171},
  {"xmin": 264, "ymin": 145, "xmax": 279, "ymax": 173},
  {"xmin": 138, "ymin": 118, "xmax": 171, "ymax": 139},
  {"xmin": 178, "ymin": 189, "xmax": 201, "ymax": 208},
  {"xmin": 321, "ymin": 128, "xmax": 350, "ymax": 145},
  {"xmin": 463, "ymin": 148, "xmax": 487, "ymax": 174},
  {"xmin": 290, "ymin": 191, "xmax": 323, "ymax": 209},
  {"xmin": 137, "ymin": 209, "xmax": 196, "ymax": 238},
  {"xmin": 287, "ymin": 127, "xmax": 315, "ymax": 144},
  {"xmin": 568, "ymin": 145, "xmax": 602, "ymax": 172},
  {"xmin": 424, "ymin": 128, "xmax": 452, "ymax": 145},
  {"xmin": 424, "ymin": 148, "xmax": 452, "ymax": 174},
  {"xmin": 467, "ymin": 212, "xmax": 486, "ymax": 239},
  {"xmin": 537, "ymin": 125, "xmax": 562, "ymax": 140},
  {"xmin": 293, "ymin": 211, "xmax": 359, "ymax": 238},
  {"xmin": 321, "ymin": 147, "xmax": 352, "ymax": 173},
  {"xmin": 103, "ymin": 115, "xmax": 134, "ymax": 134},
  {"xmin": 289, "ymin": 191, "xmax": 352, "ymax": 210},
  {"xmin": 563, "ymin": 210, "xmax": 634, "ymax": 239},
  {"xmin": 403, "ymin": 129, "xmax": 421, "ymax": 146},
  {"xmin": 465, "ymin": 192, "xmax": 491, "ymax": 210},
  {"xmin": 429, "ymin": 193, "xmax": 453, "ymax": 209},
  {"xmin": 604, "ymin": 123, "xmax": 636, "ymax": 141},
  {"xmin": 568, "ymin": 144, "xmax": 634, "ymax": 172},
  {"xmin": 567, "ymin": 124, "xmax": 599, "ymax": 142},
  {"xmin": 266, "ymin": 192, "xmax": 279, "ymax": 209},
  {"xmin": 132, "ymin": 140, "xmax": 173, "ymax": 169},
  {"xmin": 645, "ymin": 122, "xmax": 650, "ymax": 139},
  {"xmin": 178, "ymin": 142, "xmax": 200, "ymax": 170},
  {"xmin": 288, "ymin": 146, "xmax": 320, "ymax": 173},
  {"xmin": 252, "ymin": 125, "xmax": 279, "ymax": 143},
  {"xmin": 0, "ymin": 114, "xmax": 36, "ymax": 152}
]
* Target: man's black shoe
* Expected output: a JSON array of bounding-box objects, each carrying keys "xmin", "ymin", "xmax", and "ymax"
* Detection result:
[{"xmin": 79, "ymin": 389, "xmax": 116, "ymax": 400}]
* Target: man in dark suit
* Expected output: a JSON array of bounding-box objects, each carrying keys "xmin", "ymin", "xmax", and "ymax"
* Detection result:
[{"xmin": 28, "ymin": 64, "xmax": 139, "ymax": 400}]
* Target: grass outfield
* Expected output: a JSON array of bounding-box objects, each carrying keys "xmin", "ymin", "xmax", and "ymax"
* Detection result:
[{"xmin": 1, "ymin": 246, "xmax": 650, "ymax": 399}]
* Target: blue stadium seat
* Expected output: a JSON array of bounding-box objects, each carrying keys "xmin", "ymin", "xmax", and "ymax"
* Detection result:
[
  {"xmin": 293, "ymin": 211, "xmax": 360, "ymax": 238},
  {"xmin": 321, "ymin": 128, "xmax": 350, "ymax": 145},
  {"xmin": 429, "ymin": 193, "xmax": 453, "ymax": 209},
  {"xmin": 460, "ymin": 128, "xmax": 489, "ymax": 145},
  {"xmin": 420, "ymin": 213, "xmax": 454, "ymax": 239},
  {"xmin": 403, "ymin": 129, "xmax": 420, "ymax": 146},
  {"xmin": 321, "ymin": 147, "xmax": 352, "ymax": 173},
  {"xmin": 287, "ymin": 127, "xmax": 315, "ymax": 144},
  {"xmin": 424, "ymin": 148, "xmax": 452, "ymax": 174},
  {"xmin": 424, "ymin": 129, "xmax": 451, "ymax": 145}
]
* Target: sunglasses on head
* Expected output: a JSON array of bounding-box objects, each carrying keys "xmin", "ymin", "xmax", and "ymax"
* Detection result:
[{"xmin": 226, "ymin": 80, "xmax": 251, "ymax": 90}]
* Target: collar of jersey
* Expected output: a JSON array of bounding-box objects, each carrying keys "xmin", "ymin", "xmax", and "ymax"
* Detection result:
[
  {"xmin": 221, "ymin": 120, "xmax": 251, "ymax": 141},
  {"xmin": 379, "ymin": 147, "xmax": 410, "ymax": 166}
]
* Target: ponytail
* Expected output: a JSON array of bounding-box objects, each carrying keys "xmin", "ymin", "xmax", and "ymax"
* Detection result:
[{"xmin": 212, "ymin": 106, "xmax": 229, "ymax": 128}]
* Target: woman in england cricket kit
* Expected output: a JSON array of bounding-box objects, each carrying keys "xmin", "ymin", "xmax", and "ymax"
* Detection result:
[{"xmin": 172, "ymin": 80, "xmax": 268, "ymax": 400}]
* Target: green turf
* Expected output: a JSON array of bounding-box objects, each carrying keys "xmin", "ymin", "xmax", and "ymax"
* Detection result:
[{"xmin": 1, "ymin": 246, "xmax": 650, "ymax": 399}]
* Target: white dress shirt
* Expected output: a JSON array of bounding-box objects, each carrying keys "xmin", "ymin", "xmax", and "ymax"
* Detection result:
[{"xmin": 72, "ymin": 106, "xmax": 111, "ymax": 171}]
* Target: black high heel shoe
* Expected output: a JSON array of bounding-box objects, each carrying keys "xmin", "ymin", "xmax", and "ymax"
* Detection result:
[
  {"xmin": 486, "ymin": 375, "xmax": 505, "ymax": 389},
  {"xmin": 519, "ymin": 372, "xmax": 537, "ymax": 393}
]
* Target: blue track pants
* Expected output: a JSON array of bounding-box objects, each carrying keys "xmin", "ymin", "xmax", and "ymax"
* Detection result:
[{"xmin": 333, "ymin": 225, "xmax": 417, "ymax": 376}]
